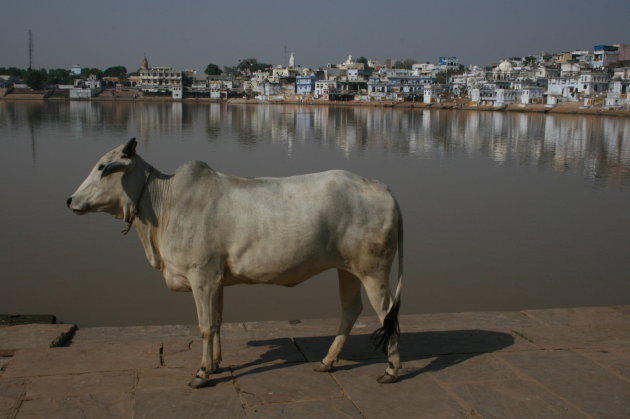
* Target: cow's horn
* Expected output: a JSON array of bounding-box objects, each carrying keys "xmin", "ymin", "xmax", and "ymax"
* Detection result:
[{"xmin": 122, "ymin": 138, "xmax": 137, "ymax": 157}]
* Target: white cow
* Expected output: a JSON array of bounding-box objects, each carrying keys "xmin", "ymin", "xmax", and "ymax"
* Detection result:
[{"xmin": 68, "ymin": 138, "xmax": 403, "ymax": 387}]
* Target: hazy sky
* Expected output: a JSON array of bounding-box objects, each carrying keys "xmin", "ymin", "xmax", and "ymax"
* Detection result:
[{"xmin": 2, "ymin": 0, "xmax": 629, "ymax": 72}]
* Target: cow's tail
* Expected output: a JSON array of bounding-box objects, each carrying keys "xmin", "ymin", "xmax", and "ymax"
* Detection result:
[{"xmin": 371, "ymin": 200, "xmax": 403, "ymax": 354}]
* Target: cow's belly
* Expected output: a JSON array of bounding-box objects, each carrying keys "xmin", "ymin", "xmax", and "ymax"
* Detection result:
[{"xmin": 223, "ymin": 257, "xmax": 335, "ymax": 287}]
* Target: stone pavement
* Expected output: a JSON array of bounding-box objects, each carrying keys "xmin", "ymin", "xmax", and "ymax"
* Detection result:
[{"xmin": 1, "ymin": 306, "xmax": 629, "ymax": 418}]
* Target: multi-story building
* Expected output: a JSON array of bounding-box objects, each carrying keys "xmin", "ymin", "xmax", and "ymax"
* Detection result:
[
  {"xmin": 296, "ymin": 75, "xmax": 317, "ymax": 95},
  {"xmin": 314, "ymin": 80, "xmax": 338, "ymax": 99},
  {"xmin": 593, "ymin": 45, "xmax": 619, "ymax": 68},
  {"xmin": 139, "ymin": 66, "xmax": 183, "ymax": 96}
]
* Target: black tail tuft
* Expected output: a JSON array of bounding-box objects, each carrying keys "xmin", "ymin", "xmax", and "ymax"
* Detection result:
[{"xmin": 370, "ymin": 299, "xmax": 401, "ymax": 354}]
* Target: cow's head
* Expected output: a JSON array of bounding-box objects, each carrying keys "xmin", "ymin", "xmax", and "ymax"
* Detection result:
[{"xmin": 67, "ymin": 138, "xmax": 144, "ymax": 222}]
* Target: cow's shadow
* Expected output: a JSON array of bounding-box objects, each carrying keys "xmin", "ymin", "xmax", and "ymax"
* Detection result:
[{"xmin": 229, "ymin": 329, "xmax": 514, "ymax": 382}]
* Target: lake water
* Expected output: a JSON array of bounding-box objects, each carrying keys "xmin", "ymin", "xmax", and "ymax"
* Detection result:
[{"xmin": 1, "ymin": 101, "xmax": 629, "ymax": 327}]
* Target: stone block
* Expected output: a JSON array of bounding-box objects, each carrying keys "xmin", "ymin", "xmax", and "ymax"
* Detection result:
[
  {"xmin": 419, "ymin": 353, "xmax": 519, "ymax": 383},
  {"xmin": 0, "ymin": 379, "xmax": 25, "ymax": 419},
  {"xmin": 162, "ymin": 337, "xmax": 305, "ymax": 370},
  {"xmin": 24, "ymin": 371, "xmax": 136, "ymax": 398},
  {"xmin": 72, "ymin": 322, "xmax": 248, "ymax": 346},
  {"xmin": 3, "ymin": 343, "xmax": 160, "ymax": 378},
  {"xmin": 17, "ymin": 391, "xmax": 133, "ymax": 419},
  {"xmin": 332, "ymin": 362, "xmax": 468, "ymax": 419},
  {"xmin": 575, "ymin": 347, "xmax": 630, "ymax": 383},
  {"xmin": 448, "ymin": 379, "xmax": 589, "ymax": 418},
  {"xmin": 401, "ymin": 310, "xmax": 537, "ymax": 332},
  {"xmin": 234, "ymin": 362, "xmax": 343, "ymax": 407},
  {"xmin": 134, "ymin": 386, "xmax": 245, "ymax": 418},
  {"xmin": 500, "ymin": 349, "xmax": 630, "ymax": 418},
  {"xmin": 137, "ymin": 367, "xmax": 233, "ymax": 390},
  {"xmin": 0, "ymin": 324, "xmax": 77, "ymax": 353},
  {"xmin": 246, "ymin": 398, "xmax": 363, "ymax": 418},
  {"xmin": 518, "ymin": 306, "xmax": 630, "ymax": 349}
]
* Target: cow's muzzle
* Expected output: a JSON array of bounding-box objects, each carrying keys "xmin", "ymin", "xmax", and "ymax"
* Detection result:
[{"xmin": 67, "ymin": 197, "xmax": 89, "ymax": 214}]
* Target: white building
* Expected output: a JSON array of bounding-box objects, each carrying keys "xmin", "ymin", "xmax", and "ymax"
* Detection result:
[
  {"xmin": 519, "ymin": 87, "xmax": 544, "ymax": 104},
  {"xmin": 140, "ymin": 66, "xmax": 182, "ymax": 93},
  {"xmin": 314, "ymin": 80, "xmax": 337, "ymax": 98}
]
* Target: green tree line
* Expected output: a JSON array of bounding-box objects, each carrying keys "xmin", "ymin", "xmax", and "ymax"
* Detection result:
[{"xmin": 0, "ymin": 66, "xmax": 128, "ymax": 89}]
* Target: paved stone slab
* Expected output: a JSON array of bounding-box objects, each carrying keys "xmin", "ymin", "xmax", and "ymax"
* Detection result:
[
  {"xmin": 163, "ymin": 337, "xmax": 305, "ymax": 370},
  {"xmin": 134, "ymin": 385, "xmax": 245, "ymax": 418},
  {"xmin": 234, "ymin": 361, "xmax": 343, "ymax": 406},
  {"xmin": 294, "ymin": 333, "xmax": 383, "ymax": 363},
  {"xmin": 245, "ymin": 398, "xmax": 363, "ymax": 418},
  {"xmin": 500, "ymin": 349, "xmax": 630, "ymax": 418},
  {"xmin": 295, "ymin": 328, "xmax": 528, "ymax": 366},
  {"xmin": 0, "ymin": 324, "xmax": 77, "ymax": 353},
  {"xmin": 401, "ymin": 310, "xmax": 537, "ymax": 332},
  {"xmin": 0, "ymin": 356, "xmax": 11, "ymax": 375},
  {"xmin": 0, "ymin": 379, "xmax": 25, "ymax": 419},
  {"xmin": 71, "ymin": 322, "xmax": 248, "ymax": 346},
  {"xmin": 447, "ymin": 379, "xmax": 590, "ymax": 419},
  {"xmin": 17, "ymin": 391, "xmax": 134, "ymax": 419},
  {"xmin": 417, "ymin": 353, "xmax": 519, "ymax": 383},
  {"xmin": 137, "ymin": 367, "xmax": 233, "ymax": 390},
  {"xmin": 24, "ymin": 371, "xmax": 136, "ymax": 398},
  {"xmin": 332, "ymin": 361, "xmax": 469, "ymax": 419},
  {"xmin": 576, "ymin": 347, "xmax": 630, "ymax": 383},
  {"xmin": 519, "ymin": 306, "xmax": 630, "ymax": 349},
  {"xmin": 3, "ymin": 343, "xmax": 160, "ymax": 378},
  {"xmin": 239, "ymin": 316, "xmax": 381, "ymax": 340}
]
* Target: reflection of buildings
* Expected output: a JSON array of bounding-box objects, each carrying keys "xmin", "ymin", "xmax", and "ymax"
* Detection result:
[{"xmin": 3, "ymin": 101, "xmax": 628, "ymax": 185}]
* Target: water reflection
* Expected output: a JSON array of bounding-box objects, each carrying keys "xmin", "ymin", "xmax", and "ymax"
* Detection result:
[
  {"xmin": 1, "ymin": 101, "xmax": 628, "ymax": 186},
  {"xmin": 1, "ymin": 100, "xmax": 629, "ymax": 326}
]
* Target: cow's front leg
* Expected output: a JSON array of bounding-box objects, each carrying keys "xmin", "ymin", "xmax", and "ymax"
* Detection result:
[{"xmin": 188, "ymin": 271, "xmax": 223, "ymax": 389}]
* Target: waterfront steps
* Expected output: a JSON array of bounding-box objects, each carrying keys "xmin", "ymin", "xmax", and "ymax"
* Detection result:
[{"xmin": 1, "ymin": 306, "xmax": 629, "ymax": 418}]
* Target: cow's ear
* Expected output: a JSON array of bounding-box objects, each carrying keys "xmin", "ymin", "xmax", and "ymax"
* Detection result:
[
  {"xmin": 101, "ymin": 160, "xmax": 134, "ymax": 178},
  {"xmin": 122, "ymin": 138, "xmax": 137, "ymax": 158}
]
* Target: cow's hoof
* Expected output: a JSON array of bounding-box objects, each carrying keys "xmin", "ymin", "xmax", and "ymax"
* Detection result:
[
  {"xmin": 313, "ymin": 362, "xmax": 332, "ymax": 373},
  {"xmin": 377, "ymin": 373, "xmax": 398, "ymax": 384},
  {"xmin": 188, "ymin": 377, "xmax": 213, "ymax": 389}
]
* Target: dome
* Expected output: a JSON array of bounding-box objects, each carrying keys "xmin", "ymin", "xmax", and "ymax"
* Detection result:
[{"xmin": 497, "ymin": 60, "xmax": 513, "ymax": 73}]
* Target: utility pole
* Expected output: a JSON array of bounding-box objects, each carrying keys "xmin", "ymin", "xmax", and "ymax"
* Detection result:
[{"xmin": 28, "ymin": 30, "xmax": 33, "ymax": 70}]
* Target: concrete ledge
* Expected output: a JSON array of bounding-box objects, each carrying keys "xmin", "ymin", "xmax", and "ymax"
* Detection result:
[{"xmin": 1, "ymin": 306, "xmax": 629, "ymax": 418}]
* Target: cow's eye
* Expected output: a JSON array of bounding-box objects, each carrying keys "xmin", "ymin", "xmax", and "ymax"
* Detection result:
[{"xmin": 98, "ymin": 164, "xmax": 105, "ymax": 171}]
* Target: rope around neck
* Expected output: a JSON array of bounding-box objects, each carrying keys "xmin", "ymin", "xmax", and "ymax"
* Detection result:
[{"xmin": 122, "ymin": 166, "xmax": 154, "ymax": 235}]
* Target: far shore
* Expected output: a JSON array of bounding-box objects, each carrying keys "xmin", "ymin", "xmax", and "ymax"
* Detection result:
[{"xmin": 2, "ymin": 91, "xmax": 630, "ymax": 118}]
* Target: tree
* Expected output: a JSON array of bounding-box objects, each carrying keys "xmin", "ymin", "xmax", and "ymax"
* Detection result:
[
  {"xmin": 81, "ymin": 68, "xmax": 103, "ymax": 79},
  {"xmin": 435, "ymin": 72, "xmax": 448, "ymax": 84},
  {"xmin": 47, "ymin": 68, "xmax": 73, "ymax": 85},
  {"xmin": 393, "ymin": 59, "xmax": 417, "ymax": 69},
  {"xmin": 523, "ymin": 56, "xmax": 537, "ymax": 68},
  {"xmin": 237, "ymin": 58, "xmax": 271, "ymax": 74},
  {"xmin": 204, "ymin": 64, "xmax": 223, "ymax": 75},
  {"xmin": 24, "ymin": 69, "xmax": 47, "ymax": 89},
  {"xmin": 223, "ymin": 66, "xmax": 238, "ymax": 76},
  {"xmin": 103, "ymin": 66, "xmax": 128, "ymax": 78},
  {"xmin": 0, "ymin": 67, "xmax": 26, "ymax": 78}
]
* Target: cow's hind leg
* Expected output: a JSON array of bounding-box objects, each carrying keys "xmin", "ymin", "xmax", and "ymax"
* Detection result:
[
  {"xmin": 315, "ymin": 269, "xmax": 362, "ymax": 373},
  {"xmin": 362, "ymin": 274, "xmax": 401, "ymax": 383},
  {"xmin": 211, "ymin": 284, "xmax": 223, "ymax": 372}
]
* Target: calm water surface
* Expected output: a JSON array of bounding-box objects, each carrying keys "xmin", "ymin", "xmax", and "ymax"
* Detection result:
[{"xmin": 1, "ymin": 101, "xmax": 629, "ymax": 326}]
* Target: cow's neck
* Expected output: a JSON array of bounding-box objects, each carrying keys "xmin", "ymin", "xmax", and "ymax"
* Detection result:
[{"xmin": 132, "ymin": 164, "xmax": 172, "ymax": 271}]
